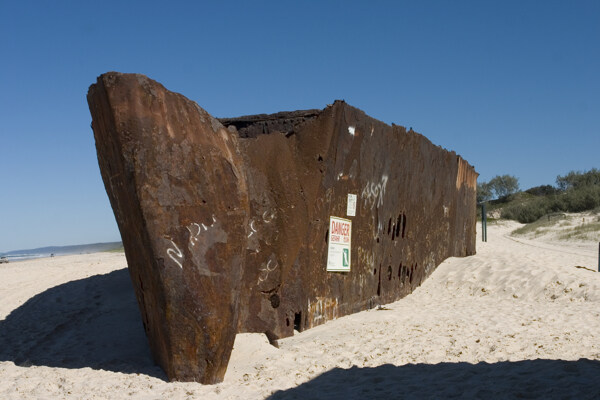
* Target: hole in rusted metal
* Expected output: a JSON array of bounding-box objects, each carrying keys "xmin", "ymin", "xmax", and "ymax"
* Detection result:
[
  {"xmin": 387, "ymin": 218, "xmax": 392, "ymax": 235},
  {"xmin": 377, "ymin": 265, "xmax": 382, "ymax": 296},
  {"xmin": 409, "ymin": 262, "xmax": 417, "ymax": 284},
  {"xmin": 286, "ymin": 317, "xmax": 290, "ymax": 327},
  {"xmin": 387, "ymin": 265, "xmax": 392, "ymax": 280},
  {"xmin": 317, "ymin": 154, "xmax": 323, "ymax": 162},
  {"xmin": 269, "ymin": 294, "xmax": 280, "ymax": 308},
  {"xmin": 396, "ymin": 215, "xmax": 401, "ymax": 238},
  {"xmin": 402, "ymin": 213, "xmax": 407, "ymax": 238},
  {"xmin": 294, "ymin": 312, "xmax": 302, "ymax": 332}
]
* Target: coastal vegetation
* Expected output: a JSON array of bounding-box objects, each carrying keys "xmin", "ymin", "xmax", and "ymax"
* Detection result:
[{"xmin": 479, "ymin": 169, "xmax": 600, "ymax": 224}]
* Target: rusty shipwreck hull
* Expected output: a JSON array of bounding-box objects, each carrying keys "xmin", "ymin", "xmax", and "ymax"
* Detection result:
[{"xmin": 87, "ymin": 72, "xmax": 477, "ymax": 383}]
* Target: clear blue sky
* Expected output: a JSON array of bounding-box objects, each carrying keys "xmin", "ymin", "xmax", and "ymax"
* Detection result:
[{"xmin": 1, "ymin": 1, "xmax": 598, "ymax": 252}]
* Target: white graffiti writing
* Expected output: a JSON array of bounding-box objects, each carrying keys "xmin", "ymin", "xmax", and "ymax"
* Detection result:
[
  {"xmin": 166, "ymin": 239, "xmax": 183, "ymax": 269},
  {"xmin": 166, "ymin": 215, "xmax": 218, "ymax": 270},
  {"xmin": 308, "ymin": 297, "xmax": 339, "ymax": 325},
  {"xmin": 262, "ymin": 210, "xmax": 275, "ymax": 223},
  {"xmin": 358, "ymin": 247, "xmax": 375, "ymax": 269},
  {"xmin": 187, "ymin": 215, "xmax": 216, "ymax": 246},
  {"xmin": 312, "ymin": 188, "xmax": 334, "ymax": 216},
  {"xmin": 257, "ymin": 259, "xmax": 278, "ymax": 284},
  {"xmin": 248, "ymin": 219, "xmax": 257, "ymax": 238},
  {"xmin": 361, "ymin": 175, "xmax": 388, "ymax": 209}
]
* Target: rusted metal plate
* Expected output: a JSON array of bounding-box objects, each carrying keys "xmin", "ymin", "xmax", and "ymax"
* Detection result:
[
  {"xmin": 88, "ymin": 72, "xmax": 477, "ymax": 383},
  {"xmin": 224, "ymin": 103, "xmax": 477, "ymax": 339},
  {"xmin": 88, "ymin": 73, "xmax": 250, "ymax": 383}
]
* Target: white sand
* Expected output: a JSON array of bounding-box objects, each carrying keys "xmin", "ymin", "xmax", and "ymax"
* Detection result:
[{"xmin": 1, "ymin": 222, "xmax": 600, "ymax": 399}]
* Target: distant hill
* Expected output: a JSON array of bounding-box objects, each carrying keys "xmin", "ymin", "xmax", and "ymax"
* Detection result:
[{"xmin": 0, "ymin": 242, "xmax": 123, "ymax": 261}]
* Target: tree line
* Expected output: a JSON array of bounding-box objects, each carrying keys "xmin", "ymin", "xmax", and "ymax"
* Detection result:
[{"xmin": 478, "ymin": 168, "xmax": 600, "ymax": 223}]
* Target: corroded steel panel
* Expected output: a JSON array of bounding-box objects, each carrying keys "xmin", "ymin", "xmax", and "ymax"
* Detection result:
[
  {"xmin": 226, "ymin": 104, "xmax": 478, "ymax": 339},
  {"xmin": 88, "ymin": 72, "xmax": 477, "ymax": 383}
]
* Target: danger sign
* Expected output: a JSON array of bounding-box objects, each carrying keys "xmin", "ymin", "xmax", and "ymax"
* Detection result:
[{"xmin": 327, "ymin": 216, "xmax": 352, "ymax": 272}]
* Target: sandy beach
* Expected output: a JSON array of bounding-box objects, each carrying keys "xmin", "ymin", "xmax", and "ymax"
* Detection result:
[{"xmin": 1, "ymin": 221, "xmax": 599, "ymax": 399}]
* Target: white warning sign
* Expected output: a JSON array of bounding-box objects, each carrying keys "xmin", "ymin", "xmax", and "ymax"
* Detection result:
[
  {"xmin": 326, "ymin": 216, "xmax": 352, "ymax": 272},
  {"xmin": 347, "ymin": 193, "xmax": 357, "ymax": 217}
]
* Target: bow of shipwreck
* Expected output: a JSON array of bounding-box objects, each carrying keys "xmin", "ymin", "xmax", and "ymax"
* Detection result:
[{"xmin": 87, "ymin": 72, "xmax": 477, "ymax": 383}]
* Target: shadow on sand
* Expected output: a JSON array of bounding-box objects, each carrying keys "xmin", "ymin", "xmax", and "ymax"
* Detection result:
[
  {"xmin": 0, "ymin": 268, "xmax": 166, "ymax": 379},
  {"xmin": 267, "ymin": 359, "xmax": 600, "ymax": 399},
  {"xmin": 3, "ymin": 270, "xmax": 600, "ymax": 397}
]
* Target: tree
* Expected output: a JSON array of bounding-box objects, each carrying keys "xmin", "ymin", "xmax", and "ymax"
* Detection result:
[
  {"xmin": 488, "ymin": 175, "xmax": 520, "ymax": 198},
  {"xmin": 477, "ymin": 182, "xmax": 493, "ymax": 203},
  {"xmin": 556, "ymin": 168, "xmax": 600, "ymax": 191},
  {"xmin": 478, "ymin": 174, "xmax": 520, "ymax": 201},
  {"xmin": 556, "ymin": 171, "xmax": 579, "ymax": 191}
]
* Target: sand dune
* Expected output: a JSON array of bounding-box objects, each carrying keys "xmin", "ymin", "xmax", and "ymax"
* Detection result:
[{"xmin": 1, "ymin": 222, "xmax": 599, "ymax": 399}]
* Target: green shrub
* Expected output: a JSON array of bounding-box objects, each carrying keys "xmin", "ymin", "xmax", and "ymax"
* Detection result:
[
  {"xmin": 556, "ymin": 168, "xmax": 600, "ymax": 190},
  {"xmin": 525, "ymin": 185, "xmax": 560, "ymax": 196},
  {"xmin": 501, "ymin": 185, "xmax": 600, "ymax": 223},
  {"xmin": 564, "ymin": 185, "xmax": 600, "ymax": 212},
  {"xmin": 501, "ymin": 198, "xmax": 548, "ymax": 223}
]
